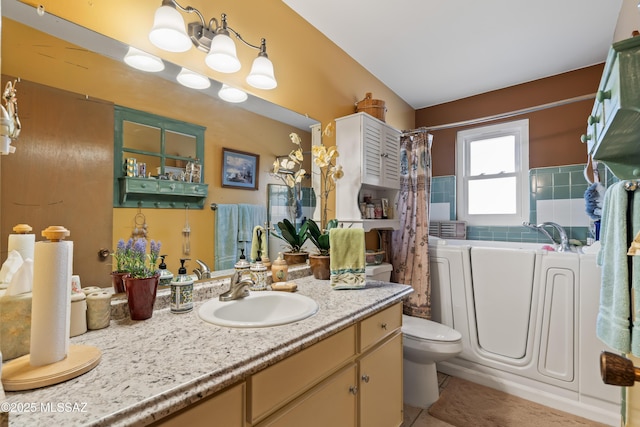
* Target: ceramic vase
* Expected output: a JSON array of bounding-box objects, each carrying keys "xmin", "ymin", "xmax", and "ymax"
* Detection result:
[
  {"xmin": 309, "ymin": 255, "xmax": 331, "ymax": 280},
  {"xmin": 124, "ymin": 275, "xmax": 159, "ymax": 320},
  {"xmin": 111, "ymin": 271, "xmax": 128, "ymax": 294},
  {"xmin": 283, "ymin": 252, "xmax": 309, "ymax": 266}
]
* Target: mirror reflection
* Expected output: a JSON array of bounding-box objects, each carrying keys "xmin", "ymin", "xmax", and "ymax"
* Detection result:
[{"xmin": 1, "ymin": 1, "xmax": 319, "ymax": 287}]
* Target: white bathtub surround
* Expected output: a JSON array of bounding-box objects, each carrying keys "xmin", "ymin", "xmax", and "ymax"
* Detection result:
[{"xmin": 429, "ymin": 238, "xmax": 621, "ymax": 426}]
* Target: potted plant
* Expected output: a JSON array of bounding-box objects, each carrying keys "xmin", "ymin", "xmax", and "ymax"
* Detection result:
[
  {"xmin": 311, "ymin": 123, "xmax": 343, "ymax": 231},
  {"xmin": 113, "ymin": 238, "xmax": 162, "ymax": 320},
  {"xmin": 271, "ymin": 132, "xmax": 307, "ymax": 222},
  {"xmin": 275, "ymin": 218, "xmax": 309, "ymax": 265},
  {"xmin": 110, "ymin": 238, "xmax": 130, "ymax": 293},
  {"xmin": 306, "ymin": 218, "xmax": 338, "ymax": 279}
]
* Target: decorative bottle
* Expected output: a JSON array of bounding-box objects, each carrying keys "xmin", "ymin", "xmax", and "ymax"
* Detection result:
[
  {"xmin": 170, "ymin": 259, "xmax": 193, "ymax": 313},
  {"xmin": 250, "ymin": 251, "xmax": 268, "ymax": 291},
  {"xmin": 271, "ymin": 252, "xmax": 288, "ymax": 283}
]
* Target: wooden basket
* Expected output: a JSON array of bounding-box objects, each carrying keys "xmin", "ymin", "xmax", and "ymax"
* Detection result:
[{"xmin": 356, "ymin": 92, "xmax": 386, "ymax": 122}]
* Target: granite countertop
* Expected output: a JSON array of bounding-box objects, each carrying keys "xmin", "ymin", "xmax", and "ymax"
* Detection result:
[{"xmin": 3, "ymin": 273, "xmax": 412, "ymax": 426}]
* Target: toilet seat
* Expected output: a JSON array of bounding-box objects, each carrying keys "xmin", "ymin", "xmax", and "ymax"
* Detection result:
[{"xmin": 402, "ymin": 315, "xmax": 462, "ymax": 343}]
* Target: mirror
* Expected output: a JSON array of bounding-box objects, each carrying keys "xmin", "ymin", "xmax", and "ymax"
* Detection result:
[{"xmin": 1, "ymin": 0, "xmax": 320, "ymax": 285}]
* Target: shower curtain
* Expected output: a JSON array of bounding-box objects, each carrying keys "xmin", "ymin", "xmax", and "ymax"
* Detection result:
[{"xmin": 392, "ymin": 131, "xmax": 433, "ymax": 319}]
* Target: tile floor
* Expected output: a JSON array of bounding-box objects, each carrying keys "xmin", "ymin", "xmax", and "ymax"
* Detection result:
[{"xmin": 401, "ymin": 373, "xmax": 454, "ymax": 427}]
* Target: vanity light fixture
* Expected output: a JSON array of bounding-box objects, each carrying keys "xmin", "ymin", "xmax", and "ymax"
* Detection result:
[
  {"xmin": 148, "ymin": 0, "xmax": 277, "ymax": 90},
  {"xmin": 176, "ymin": 67, "xmax": 211, "ymax": 89},
  {"xmin": 218, "ymin": 84, "xmax": 248, "ymax": 103},
  {"xmin": 123, "ymin": 47, "xmax": 165, "ymax": 72}
]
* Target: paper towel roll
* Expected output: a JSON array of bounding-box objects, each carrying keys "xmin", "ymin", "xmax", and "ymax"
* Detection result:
[
  {"xmin": 8, "ymin": 233, "xmax": 35, "ymax": 262},
  {"xmin": 30, "ymin": 240, "xmax": 72, "ymax": 366},
  {"xmin": 86, "ymin": 291, "xmax": 111, "ymax": 330}
]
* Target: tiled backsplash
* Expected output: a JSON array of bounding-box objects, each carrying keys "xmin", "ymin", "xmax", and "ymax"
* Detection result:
[{"xmin": 430, "ymin": 163, "xmax": 612, "ymax": 244}]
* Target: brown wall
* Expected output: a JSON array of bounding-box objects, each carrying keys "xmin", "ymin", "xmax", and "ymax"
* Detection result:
[{"xmin": 416, "ymin": 64, "xmax": 605, "ymax": 177}]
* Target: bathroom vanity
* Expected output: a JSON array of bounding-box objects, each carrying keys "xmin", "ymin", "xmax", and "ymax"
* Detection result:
[{"xmin": 2, "ymin": 275, "xmax": 411, "ymax": 427}]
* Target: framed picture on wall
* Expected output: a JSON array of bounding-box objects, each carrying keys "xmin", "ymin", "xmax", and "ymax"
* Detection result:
[{"xmin": 222, "ymin": 148, "xmax": 260, "ymax": 190}]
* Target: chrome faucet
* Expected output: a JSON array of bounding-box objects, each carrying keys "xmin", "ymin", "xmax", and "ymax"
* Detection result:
[
  {"xmin": 193, "ymin": 259, "xmax": 212, "ymax": 280},
  {"xmin": 219, "ymin": 271, "xmax": 253, "ymax": 301},
  {"xmin": 523, "ymin": 221, "xmax": 571, "ymax": 252}
]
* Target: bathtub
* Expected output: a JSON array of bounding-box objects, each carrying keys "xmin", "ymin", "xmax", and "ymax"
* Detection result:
[{"xmin": 428, "ymin": 238, "xmax": 620, "ymax": 425}]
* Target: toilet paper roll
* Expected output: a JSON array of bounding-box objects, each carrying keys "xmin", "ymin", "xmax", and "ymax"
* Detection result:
[
  {"xmin": 86, "ymin": 291, "xmax": 111, "ymax": 330},
  {"xmin": 0, "ymin": 292, "xmax": 32, "ymax": 360},
  {"xmin": 8, "ymin": 233, "xmax": 35, "ymax": 262},
  {"xmin": 81, "ymin": 286, "xmax": 101, "ymax": 297},
  {"xmin": 70, "ymin": 293, "xmax": 87, "ymax": 337},
  {"xmin": 30, "ymin": 240, "xmax": 72, "ymax": 367}
]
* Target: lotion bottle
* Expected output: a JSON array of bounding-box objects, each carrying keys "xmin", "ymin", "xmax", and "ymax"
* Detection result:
[
  {"xmin": 271, "ymin": 252, "xmax": 288, "ymax": 283},
  {"xmin": 170, "ymin": 259, "xmax": 193, "ymax": 313}
]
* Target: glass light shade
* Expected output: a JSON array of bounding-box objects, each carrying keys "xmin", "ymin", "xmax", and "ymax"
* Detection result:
[
  {"xmin": 176, "ymin": 68, "xmax": 211, "ymax": 90},
  {"xmin": 205, "ymin": 33, "xmax": 241, "ymax": 73},
  {"xmin": 148, "ymin": 5, "xmax": 192, "ymax": 53},
  {"xmin": 218, "ymin": 84, "xmax": 248, "ymax": 103},
  {"xmin": 124, "ymin": 47, "xmax": 164, "ymax": 72},
  {"xmin": 246, "ymin": 55, "xmax": 277, "ymax": 90}
]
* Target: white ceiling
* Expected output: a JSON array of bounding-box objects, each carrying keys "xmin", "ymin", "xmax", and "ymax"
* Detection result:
[{"xmin": 283, "ymin": 0, "xmax": 624, "ymax": 109}]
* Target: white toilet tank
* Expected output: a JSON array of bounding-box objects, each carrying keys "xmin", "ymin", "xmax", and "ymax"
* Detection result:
[{"xmin": 365, "ymin": 262, "xmax": 392, "ymax": 281}]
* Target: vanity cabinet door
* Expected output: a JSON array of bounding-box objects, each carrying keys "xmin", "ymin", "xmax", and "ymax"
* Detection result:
[
  {"xmin": 256, "ymin": 364, "xmax": 357, "ymax": 427},
  {"xmin": 359, "ymin": 332, "xmax": 403, "ymax": 427}
]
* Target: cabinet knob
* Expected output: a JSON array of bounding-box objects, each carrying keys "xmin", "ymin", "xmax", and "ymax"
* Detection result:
[
  {"xmin": 596, "ymin": 90, "xmax": 611, "ymax": 103},
  {"xmin": 380, "ymin": 323, "xmax": 387, "ymax": 330},
  {"xmin": 349, "ymin": 386, "xmax": 358, "ymax": 395},
  {"xmin": 588, "ymin": 115, "xmax": 600, "ymax": 126},
  {"xmin": 361, "ymin": 374, "xmax": 370, "ymax": 383},
  {"xmin": 380, "ymin": 153, "xmax": 389, "ymax": 158},
  {"xmin": 170, "ymin": 184, "xmax": 176, "ymax": 190},
  {"xmin": 580, "ymin": 134, "xmax": 592, "ymax": 144},
  {"xmin": 141, "ymin": 183, "xmax": 147, "ymax": 188}
]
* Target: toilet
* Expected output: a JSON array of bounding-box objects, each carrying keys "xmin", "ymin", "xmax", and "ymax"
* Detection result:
[
  {"xmin": 402, "ymin": 315, "xmax": 462, "ymax": 408},
  {"xmin": 365, "ymin": 263, "xmax": 463, "ymax": 408}
]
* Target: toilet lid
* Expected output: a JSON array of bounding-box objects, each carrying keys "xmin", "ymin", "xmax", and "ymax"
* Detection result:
[{"xmin": 402, "ymin": 315, "xmax": 462, "ymax": 342}]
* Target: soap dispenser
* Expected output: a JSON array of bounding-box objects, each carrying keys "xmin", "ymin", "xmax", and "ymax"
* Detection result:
[
  {"xmin": 234, "ymin": 248, "xmax": 251, "ymax": 280},
  {"xmin": 170, "ymin": 258, "xmax": 193, "ymax": 313},
  {"xmin": 250, "ymin": 251, "xmax": 268, "ymax": 291},
  {"xmin": 271, "ymin": 252, "xmax": 288, "ymax": 283},
  {"xmin": 158, "ymin": 254, "xmax": 173, "ymax": 286}
]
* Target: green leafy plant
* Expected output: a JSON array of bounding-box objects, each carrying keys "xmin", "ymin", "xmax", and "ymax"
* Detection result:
[
  {"xmin": 275, "ymin": 218, "xmax": 309, "ymax": 253},
  {"xmin": 306, "ymin": 219, "xmax": 338, "ymax": 256}
]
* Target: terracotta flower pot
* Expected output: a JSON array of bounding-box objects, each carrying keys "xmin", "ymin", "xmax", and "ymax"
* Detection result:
[
  {"xmin": 309, "ymin": 255, "xmax": 331, "ymax": 280},
  {"xmin": 111, "ymin": 271, "xmax": 129, "ymax": 294},
  {"xmin": 124, "ymin": 275, "xmax": 159, "ymax": 320},
  {"xmin": 283, "ymin": 252, "xmax": 309, "ymax": 266}
]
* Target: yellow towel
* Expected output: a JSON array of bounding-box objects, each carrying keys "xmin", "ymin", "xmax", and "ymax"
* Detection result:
[
  {"xmin": 251, "ymin": 226, "xmax": 268, "ymax": 262},
  {"xmin": 329, "ymin": 228, "xmax": 366, "ymax": 289}
]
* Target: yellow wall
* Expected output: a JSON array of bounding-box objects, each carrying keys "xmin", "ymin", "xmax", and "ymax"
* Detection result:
[{"xmin": 2, "ymin": 1, "xmax": 414, "ymax": 270}]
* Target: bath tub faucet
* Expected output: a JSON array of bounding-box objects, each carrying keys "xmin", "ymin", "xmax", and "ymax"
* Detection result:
[
  {"xmin": 219, "ymin": 271, "xmax": 253, "ymax": 301},
  {"xmin": 522, "ymin": 221, "xmax": 571, "ymax": 252}
]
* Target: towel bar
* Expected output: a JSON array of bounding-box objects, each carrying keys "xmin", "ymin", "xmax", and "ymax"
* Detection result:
[{"xmin": 600, "ymin": 351, "xmax": 640, "ymax": 386}]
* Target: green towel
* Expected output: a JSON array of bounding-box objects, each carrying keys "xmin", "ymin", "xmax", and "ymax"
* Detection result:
[
  {"xmin": 596, "ymin": 181, "xmax": 632, "ymax": 353},
  {"xmin": 329, "ymin": 228, "xmax": 366, "ymax": 289},
  {"xmin": 251, "ymin": 226, "xmax": 268, "ymax": 262}
]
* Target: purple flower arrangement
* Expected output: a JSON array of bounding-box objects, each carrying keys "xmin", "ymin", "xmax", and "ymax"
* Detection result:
[{"xmin": 112, "ymin": 238, "xmax": 162, "ymax": 279}]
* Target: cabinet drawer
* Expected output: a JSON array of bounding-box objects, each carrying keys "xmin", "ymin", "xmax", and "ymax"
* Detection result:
[
  {"xmin": 152, "ymin": 382, "xmax": 245, "ymax": 427},
  {"xmin": 184, "ymin": 183, "xmax": 207, "ymax": 195},
  {"xmin": 158, "ymin": 180, "xmax": 183, "ymax": 194},
  {"xmin": 360, "ymin": 303, "xmax": 402, "ymax": 352},
  {"xmin": 124, "ymin": 178, "xmax": 158, "ymax": 194},
  {"xmin": 249, "ymin": 325, "xmax": 356, "ymax": 423}
]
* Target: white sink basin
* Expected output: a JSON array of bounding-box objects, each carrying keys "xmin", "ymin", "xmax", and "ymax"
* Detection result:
[{"xmin": 198, "ymin": 291, "xmax": 319, "ymax": 328}]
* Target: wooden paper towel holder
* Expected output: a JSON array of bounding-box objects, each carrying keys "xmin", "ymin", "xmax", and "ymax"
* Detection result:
[{"xmin": 1, "ymin": 345, "xmax": 101, "ymax": 391}]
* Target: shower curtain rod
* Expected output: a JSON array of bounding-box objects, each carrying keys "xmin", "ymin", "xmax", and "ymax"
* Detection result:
[{"xmin": 403, "ymin": 92, "xmax": 596, "ymax": 135}]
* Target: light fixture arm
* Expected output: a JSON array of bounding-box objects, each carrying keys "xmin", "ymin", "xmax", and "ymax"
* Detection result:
[{"xmin": 165, "ymin": 0, "xmax": 268, "ymax": 55}]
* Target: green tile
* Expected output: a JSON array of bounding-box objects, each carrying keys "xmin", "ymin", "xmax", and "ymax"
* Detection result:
[
  {"xmin": 553, "ymin": 172, "xmax": 570, "ymax": 186},
  {"xmin": 536, "ymin": 187, "xmax": 553, "ymax": 200},
  {"xmin": 553, "ymin": 185, "xmax": 571, "ymax": 199}
]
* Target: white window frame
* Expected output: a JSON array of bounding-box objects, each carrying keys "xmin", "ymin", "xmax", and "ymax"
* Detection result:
[{"xmin": 456, "ymin": 119, "xmax": 529, "ymax": 226}]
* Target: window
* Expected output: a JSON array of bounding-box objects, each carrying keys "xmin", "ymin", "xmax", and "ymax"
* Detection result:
[{"xmin": 456, "ymin": 119, "xmax": 529, "ymax": 226}]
